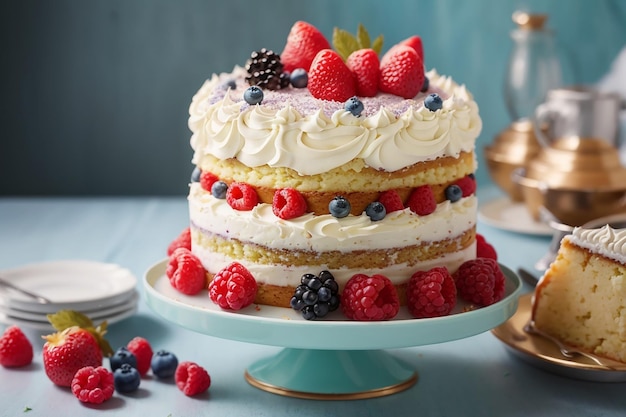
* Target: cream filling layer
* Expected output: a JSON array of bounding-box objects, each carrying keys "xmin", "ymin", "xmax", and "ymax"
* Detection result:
[
  {"xmin": 188, "ymin": 182, "xmax": 477, "ymax": 252},
  {"xmin": 192, "ymin": 242, "xmax": 476, "ymax": 288}
]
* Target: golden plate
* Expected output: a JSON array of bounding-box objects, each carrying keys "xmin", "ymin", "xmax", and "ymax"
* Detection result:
[{"xmin": 491, "ymin": 294, "xmax": 626, "ymax": 382}]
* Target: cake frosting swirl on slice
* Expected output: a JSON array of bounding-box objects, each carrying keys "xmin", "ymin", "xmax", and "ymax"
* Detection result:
[{"xmin": 532, "ymin": 225, "xmax": 626, "ymax": 363}]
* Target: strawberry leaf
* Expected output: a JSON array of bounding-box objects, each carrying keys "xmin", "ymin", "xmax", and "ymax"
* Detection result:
[
  {"xmin": 356, "ymin": 23, "xmax": 371, "ymax": 49},
  {"xmin": 372, "ymin": 35, "xmax": 384, "ymax": 55},
  {"xmin": 90, "ymin": 322, "xmax": 114, "ymax": 357},
  {"xmin": 47, "ymin": 309, "xmax": 94, "ymax": 331},
  {"xmin": 333, "ymin": 28, "xmax": 360, "ymax": 61}
]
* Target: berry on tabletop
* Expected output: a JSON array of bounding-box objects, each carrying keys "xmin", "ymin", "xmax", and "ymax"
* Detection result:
[
  {"xmin": 42, "ymin": 326, "xmax": 105, "ymax": 387},
  {"xmin": 71, "ymin": 366, "xmax": 115, "ymax": 404},
  {"xmin": 109, "ymin": 346, "xmax": 137, "ymax": 372},
  {"xmin": 175, "ymin": 361, "xmax": 211, "ymax": 396},
  {"xmin": 0, "ymin": 325, "xmax": 33, "ymax": 368},
  {"xmin": 151, "ymin": 350, "xmax": 179, "ymax": 379},
  {"xmin": 126, "ymin": 336, "xmax": 153, "ymax": 376},
  {"xmin": 113, "ymin": 363, "xmax": 141, "ymax": 393}
]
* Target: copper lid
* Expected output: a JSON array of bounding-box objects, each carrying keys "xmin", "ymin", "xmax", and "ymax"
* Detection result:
[{"xmin": 512, "ymin": 11, "xmax": 548, "ymax": 30}]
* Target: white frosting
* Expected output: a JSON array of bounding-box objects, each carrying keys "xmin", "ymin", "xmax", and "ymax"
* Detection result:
[
  {"xmin": 188, "ymin": 68, "xmax": 482, "ymax": 175},
  {"xmin": 193, "ymin": 242, "xmax": 476, "ymax": 288},
  {"xmin": 570, "ymin": 225, "xmax": 626, "ymax": 264},
  {"xmin": 189, "ymin": 183, "xmax": 477, "ymax": 287}
]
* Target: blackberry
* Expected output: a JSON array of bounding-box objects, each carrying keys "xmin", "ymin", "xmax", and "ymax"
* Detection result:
[
  {"xmin": 290, "ymin": 271, "xmax": 340, "ymax": 320},
  {"xmin": 245, "ymin": 49, "xmax": 290, "ymax": 90}
]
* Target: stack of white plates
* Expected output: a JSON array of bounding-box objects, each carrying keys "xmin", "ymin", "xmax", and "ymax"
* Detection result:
[{"xmin": 0, "ymin": 260, "xmax": 139, "ymax": 331}]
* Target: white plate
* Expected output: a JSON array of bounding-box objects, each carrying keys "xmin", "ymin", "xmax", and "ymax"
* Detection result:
[
  {"xmin": 0, "ymin": 303, "xmax": 138, "ymax": 332},
  {"xmin": 478, "ymin": 197, "xmax": 553, "ymax": 236},
  {"xmin": 0, "ymin": 290, "xmax": 139, "ymax": 323},
  {"xmin": 0, "ymin": 260, "xmax": 137, "ymax": 312}
]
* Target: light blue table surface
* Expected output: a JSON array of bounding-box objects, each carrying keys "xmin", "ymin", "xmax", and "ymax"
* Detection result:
[{"xmin": 1, "ymin": 186, "xmax": 624, "ymax": 417}]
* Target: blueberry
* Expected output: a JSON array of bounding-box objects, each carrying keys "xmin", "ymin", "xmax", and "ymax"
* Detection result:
[
  {"xmin": 244, "ymin": 86, "xmax": 264, "ymax": 105},
  {"xmin": 420, "ymin": 76, "xmax": 430, "ymax": 93},
  {"xmin": 344, "ymin": 96, "xmax": 364, "ymax": 117},
  {"xmin": 365, "ymin": 201, "xmax": 386, "ymax": 221},
  {"xmin": 110, "ymin": 347, "xmax": 137, "ymax": 372},
  {"xmin": 290, "ymin": 68, "xmax": 308, "ymax": 88},
  {"xmin": 151, "ymin": 350, "xmax": 178, "ymax": 379},
  {"xmin": 469, "ymin": 173, "xmax": 475, "ymax": 180},
  {"xmin": 329, "ymin": 196, "xmax": 351, "ymax": 218},
  {"xmin": 424, "ymin": 93, "xmax": 443, "ymax": 112},
  {"xmin": 211, "ymin": 181, "xmax": 228, "ymax": 199},
  {"xmin": 190, "ymin": 167, "xmax": 201, "ymax": 183},
  {"xmin": 220, "ymin": 79, "xmax": 236, "ymax": 90},
  {"xmin": 314, "ymin": 302, "xmax": 329, "ymax": 317},
  {"xmin": 445, "ymin": 184, "xmax": 463, "ymax": 202},
  {"xmin": 114, "ymin": 363, "xmax": 140, "ymax": 393}
]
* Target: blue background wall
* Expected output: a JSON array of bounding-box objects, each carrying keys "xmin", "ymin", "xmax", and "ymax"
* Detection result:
[{"xmin": 1, "ymin": 0, "xmax": 625, "ymax": 195}]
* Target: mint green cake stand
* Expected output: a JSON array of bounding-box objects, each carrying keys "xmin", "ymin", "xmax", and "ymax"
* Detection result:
[{"xmin": 144, "ymin": 260, "xmax": 522, "ymax": 400}]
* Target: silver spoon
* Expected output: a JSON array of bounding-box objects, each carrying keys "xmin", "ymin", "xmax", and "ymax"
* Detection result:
[
  {"xmin": 524, "ymin": 320, "xmax": 616, "ymax": 370},
  {"xmin": 0, "ymin": 276, "xmax": 51, "ymax": 304},
  {"xmin": 517, "ymin": 268, "xmax": 539, "ymax": 286}
]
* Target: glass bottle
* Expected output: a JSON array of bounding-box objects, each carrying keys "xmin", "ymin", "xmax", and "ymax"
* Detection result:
[{"xmin": 504, "ymin": 12, "xmax": 564, "ymax": 122}]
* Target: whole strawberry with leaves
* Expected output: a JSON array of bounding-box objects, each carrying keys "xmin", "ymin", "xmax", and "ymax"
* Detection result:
[{"xmin": 42, "ymin": 310, "xmax": 113, "ymax": 387}]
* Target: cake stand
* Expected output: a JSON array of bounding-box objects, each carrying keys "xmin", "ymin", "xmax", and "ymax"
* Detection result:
[{"xmin": 144, "ymin": 260, "xmax": 522, "ymax": 400}]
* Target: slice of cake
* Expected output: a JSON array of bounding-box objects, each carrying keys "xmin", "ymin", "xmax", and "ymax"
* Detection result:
[
  {"xmin": 187, "ymin": 22, "xmax": 482, "ymax": 309},
  {"xmin": 532, "ymin": 225, "xmax": 626, "ymax": 363}
]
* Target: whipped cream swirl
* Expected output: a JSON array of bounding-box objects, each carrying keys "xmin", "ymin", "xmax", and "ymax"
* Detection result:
[
  {"xmin": 570, "ymin": 225, "xmax": 626, "ymax": 264},
  {"xmin": 189, "ymin": 68, "xmax": 481, "ymax": 175}
]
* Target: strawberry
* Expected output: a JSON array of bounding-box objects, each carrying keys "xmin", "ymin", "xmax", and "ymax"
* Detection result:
[
  {"xmin": 379, "ymin": 44, "xmax": 424, "ymax": 99},
  {"xmin": 308, "ymin": 49, "xmax": 356, "ymax": 102},
  {"xmin": 407, "ymin": 185, "xmax": 436, "ymax": 215},
  {"xmin": 281, "ymin": 21, "xmax": 331, "ymax": 72},
  {"xmin": 0, "ymin": 325, "xmax": 33, "ymax": 367},
  {"xmin": 399, "ymin": 35, "xmax": 424, "ymax": 63},
  {"xmin": 378, "ymin": 190, "xmax": 404, "ymax": 213},
  {"xmin": 346, "ymin": 49, "xmax": 380, "ymax": 97},
  {"xmin": 43, "ymin": 310, "xmax": 113, "ymax": 387}
]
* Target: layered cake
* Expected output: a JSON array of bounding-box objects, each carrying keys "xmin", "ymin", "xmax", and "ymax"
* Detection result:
[
  {"xmin": 186, "ymin": 22, "xmax": 482, "ymax": 309},
  {"xmin": 532, "ymin": 225, "xmax": 626, "ymax": 363}
]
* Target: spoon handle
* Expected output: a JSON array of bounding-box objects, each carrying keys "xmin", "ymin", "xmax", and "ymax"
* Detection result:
[{"xmin": 0, "ymin": 277, "xmax": 51, "ymax": 304}]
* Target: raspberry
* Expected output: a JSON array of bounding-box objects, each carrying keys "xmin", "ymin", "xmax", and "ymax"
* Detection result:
[
  {"xmin": 209, "ymin": 262, "xmax": 257, "ymax": 310},
  {"xmin": 175, "ymin": 361, "xmax": 211, "ymax": 396},
  {"xmin": 126, "ymin": 336, "xmax": 153, "ymax": 376},
  {"xmin": 71, "ymin": 366, "xmax": 115, "ymax": 404},
  {"xmin": 341, "ymin": 274, "xmax": 399, "ymax": 321},
  {"xmin": 200, "ymin": 171, "xmax": 219, "ymax": 192},
  {"xmin": 407, "ymin": 185, "xmax": 436, "ymax": 215},
  {"xmin": 166, "ymin": 248, "xmax": 207, "ymax": 295},
  {"xmin": 378, "ymin": 190, "xmax": 404, "ymax": 213},
  {"xmin": 273, "ymin": 188, "xmax": 307, "ymax": 219},
  {"xmin": 0, "ymin": 325, "xmax": 33, "ymax": 367},
  {"xmin": 226, "ymin": 182, "xmax": 258, "ymax": 211},
  {"xmin": 476, "ymin": 233, "xmax": 498, "ymax": 260},
  {"xmin": 407, "ymin": 267, "xmax": 457, "ymax": 318},
  {"xmin": 453, "ymin": 258, "xmax": 505, "ymax": 306},
  {"xmin": 167, "ymin": 227, "xmax": 191, "ymax": 256},
  {"xmin": 455, "ymin": 175, "xmax": 477, "ymax": 197}
]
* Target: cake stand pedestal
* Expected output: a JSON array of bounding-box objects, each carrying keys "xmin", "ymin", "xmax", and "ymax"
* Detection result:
[{"xmin": 144, "ymin": 260, "xmax": 522, "ymax": 400}]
